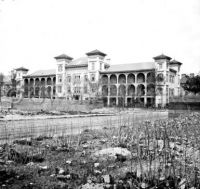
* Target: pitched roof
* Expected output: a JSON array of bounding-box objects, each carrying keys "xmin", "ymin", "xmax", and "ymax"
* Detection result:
[
  {"xmin": 25, "ymin": 69, "xmax": 56, "ymax": 77},
  {"xmin": 54, "ymin": 54, "xmax": 73, "ymax": 60},
  {"xmin": 170, "ymin": 59, "xmax": 182, "ymax": 65},
  {"xmin": 66, "ymin": 57, "xmax": 88, "ymax": 68},
  {"xmin": 153, "ymin": 54, "xmax": 172, "ymax": 61},
  {"xmin": 102, "ymin": 62, "xmax": 155, "ymax": 73},
  {"xmin": 15, "ymin": 67, "xmax": 29, "ymax": 71},
  {"xmin": 86, "ymin": 49, "xmax": 107, "ymax": 57}
]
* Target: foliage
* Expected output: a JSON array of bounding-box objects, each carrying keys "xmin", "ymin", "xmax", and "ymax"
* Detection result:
[
  {"xmin": 0, "ymin": 73, "xmax": 4, "ymax": 101},
  {"xmin": 181, "ymin": 75, "xmax": 200, "ymax": 94}
]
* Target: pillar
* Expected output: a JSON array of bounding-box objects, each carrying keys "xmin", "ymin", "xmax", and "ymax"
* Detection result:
[
  {"xmin": 116, "ymin": 74, "xmax": 119, "ymax": 106},
  {"xmin": 107, "ymin": 84, "xmax": 110, "ymax": 106},
  {"xmin": 28, "ymin": 78, "xmax": 30, "ymax": 98}
]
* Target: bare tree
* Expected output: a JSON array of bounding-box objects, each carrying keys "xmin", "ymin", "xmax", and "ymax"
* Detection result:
[{"xmin": 88, "ymin": 79, "xmax": 102, "ymax": 104}]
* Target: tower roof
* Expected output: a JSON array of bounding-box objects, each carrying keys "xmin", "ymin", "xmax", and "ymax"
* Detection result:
[
  {"xmin": 170, "ymin": 59, "xmax": 182, "ymax": 65},
  {"xmin": 15, "ymin": 67, "xmax": 29, "ymax": 71},
  {"xmin": 54, "ymin": 54, "xmax": 73, "ymax": 60},
  {"xmin": 86, "ymin": 49, "xmax": 107, "ymax": 57},
  {"xmin": 153, "ymin": 54, "xmax": 172, "ymax": 61}
]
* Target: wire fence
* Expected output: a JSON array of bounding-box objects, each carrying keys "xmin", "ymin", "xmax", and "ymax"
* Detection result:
[{"xmin": 0, "ymin": 111, "xmax": 168, "ymax": 144}]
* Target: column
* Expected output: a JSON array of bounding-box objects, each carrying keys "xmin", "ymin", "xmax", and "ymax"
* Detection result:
[
  {"xmin": 107, "ymin": 85, "xmax": 110, "ymax": 106},
  {"xmin": 116, "ymin": 74, "xmax": 119, "ymax": 106},
  {"xmin": 38, "ymin": 78, "xmax": 41, "ymax": 99}
]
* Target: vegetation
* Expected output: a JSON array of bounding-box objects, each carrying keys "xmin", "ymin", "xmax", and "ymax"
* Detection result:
[
  {"xmin": 0, "ymin": 73, "xmax": 4, "ymax": 102},
  {"xmin": 181, "ymin": 75, "xmax": 200, "ymax": 95},
  {"xmin": 1, "ymin": 112, "xmax": 200, "ymax": 188}
]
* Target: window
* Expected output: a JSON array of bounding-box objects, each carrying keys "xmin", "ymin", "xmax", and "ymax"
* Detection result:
[
  {"xmin": 91, "ymin": 74, "xmax": 95, "ymax": 82},
  {"xmin": 74, "ymin": 87, "xmax": 81, "ymax": 94},
  {"xmin": 58, "ymin": 64, "xmax": 63, "ymax": 72},
  {"xmin": 100, "ymin": 62, "xmax": 102, "ymax": 70},
  {"xmin": 166, "ymin": 86, "xmax": 169, "ymax": 96},
  {"xmin": 172, "ymin": 89, "xmax": 174, "ymax": 96},
  {"xmin": 84, "ymin": 75, "xmax": 88, "ymax": 82},
  {"xmin": 58, "ymin": 75, "xmax": 62, "ymax": 83},
  {"xmin": 58, "ymin": 86, "xmax": 62, "ymax": 93},
  {"xmin": 159, "ymin": 63, "xmax": 162, "ymax": 70},
  {"xmin": 75, "ymin": 75, "xmax": 80, "ymax": 83},
  {"xmin": 67, "ymin": 75, "xmax": 71, "ymax": 83},
  {"xmin": 91, "ymin": 62, "xmax": 95, "ymax": 70},
  {"xmin": 166, "ymin": 72, "xmax": 169, "ymax": 82},
  {"xmin": 67, "ymin": 87, "xmax": 71, "ymax": 93}
]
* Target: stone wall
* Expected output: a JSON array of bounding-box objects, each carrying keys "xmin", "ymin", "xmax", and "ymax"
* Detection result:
[{"xmin": 11, "ymin": 98, "xmax": 103, "ymax": 112}]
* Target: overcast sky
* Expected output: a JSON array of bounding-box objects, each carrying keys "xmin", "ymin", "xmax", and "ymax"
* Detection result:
[{"xmin": 0, "ymin": 0, "xmax": 200, "ymax": 75}]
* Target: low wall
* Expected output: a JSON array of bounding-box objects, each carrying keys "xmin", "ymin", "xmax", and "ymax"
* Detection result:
[
  {"xmin": 10, "ymin": 98, "xmax": 103, "ymax": 112},
  {"xmin": 169, "ymin": 96, "xmax": 200, "ymax": 110}
]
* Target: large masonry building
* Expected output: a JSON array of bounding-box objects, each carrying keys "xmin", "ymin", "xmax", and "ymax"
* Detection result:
[{"xmin": 22, "ymin": 50, "xmax": 182, "ymax": 107}]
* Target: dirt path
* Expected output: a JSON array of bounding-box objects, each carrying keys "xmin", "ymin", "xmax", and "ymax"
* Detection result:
[{"xmin": 0, "ymin": 111, "xmax": 168, "ymax": 143}]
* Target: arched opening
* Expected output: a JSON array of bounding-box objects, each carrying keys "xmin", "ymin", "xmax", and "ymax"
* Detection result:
[
  {"xmin": 137, "ymin": 84, "xmax": 145, "ymax": 96},
  {"xmin": 137, "ymin": 73, "xmax": 145, "ymax": 83},
  {"xmin": 102, "ymin": 75, "xmax": 108, "ymax": 84},
  {"xmin": 47, "ymin": 77, "xmax": 52, "ymax": 85},
  {"xmin": 110, "ymin": 74, "xmax": 117, "ymax": 84},
  {"xmin": 41, "ymin": 86, "xmax": 46, "ymax": 98},
  {"xmin": 30, "ymin": 78, "xmax": 34, "ymax": 87},
  {"xmin": 147, "ymin": 84, "xmax": 155, "ymax": 96},
  {"xmin": 110, "ymin": 85, "xmax": 117, "ymax": 96},
  {"xmin": 30, "ymin": 87, "xmax": 34, "ymax": 97},
  {"xmin": 24, "ymin": 79, "xmax": 29, "ymax": 98},
  {"xmin": 102, "ymin": 85, "xmax": 108, "ymax": 96},
  {"xmin": 53, "ymin": 86, "xmax": 56, "ymax": 97},
  {"xmin": 35, "ymin": 78, "xmax": 40, "ymax": 86},
  {"xmin": 135, "ymin": 97, "xmax": 145, "ymax": 107},
  {"xmin": 127, "ymin": 85, "xmax": 135, "ymax": 96},
  {"xmin": 127, "ymin": 74, "xmax": 135, "ymax": 83},
  {"xmin": 24, "ymin": 79, "xmax": 29, "ymax": 86},
  {"xmin": 127, "ymin": 98, "xmax": 135, "ymax": 107},
  {"xmin": 35, "ymin": 87, "xmax": 40, "ymax": 98},
  {"xmin": 24, "ymin": 87, "xmax": 29, "ymax": 98},
  {"xmin": 41, "ymin": 78, "xmax": 45, "ymax": 86},
  {"xmin": 156, "ymin": 87, "xmax": 163, "ymax": 96},
  {"xmin": 156, "ymin": 73, "xmax": 164, "ymax": 82},
  {"xmin": 147, "ymin": 72, "xmax": 155, "ymax": 83},
  {"xmin": 110, "ymin": 97, "xmax": 116, "ymax": 107},
  {"xmin": 118, "ymin": 74, "xmax": 126, "ymax": 84},
  {"xmin": 53, "ymin": 77, "xmax": 56, "ymax": 85},
  {"xmin": 47, "ymin": 86, "xmax": 51, "ymax": 98},
  {"xmin": 119, "ymin": 84, "xmax": 126, "ymax": 97}
]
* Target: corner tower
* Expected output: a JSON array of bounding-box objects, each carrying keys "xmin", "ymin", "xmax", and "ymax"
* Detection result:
[
  {"xmin": 54, "ymin": 54, "xmax": 73, "ymax": 97},
  {"xmin": 86, "ymin": 49, "xmax": 107, "ymax": 83}
]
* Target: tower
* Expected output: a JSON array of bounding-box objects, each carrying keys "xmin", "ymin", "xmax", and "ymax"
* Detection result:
[
  {"xmin": 153, "ymin": 54, "xmax": 172, "ymax": 107},
  {"xmin": 86, "ymin": 50, "xmax": 107, "ymax": 98},
  {"xmin": 86, "ymin": 49, "xmax": 107, "ymax": 83},
  {"xmin": 15, "ymin": 67, "xmax": 29, "ymax": 98},
  {"xmin": 54, "ymin": 54, "xmax": 73, "ymax": 98}
]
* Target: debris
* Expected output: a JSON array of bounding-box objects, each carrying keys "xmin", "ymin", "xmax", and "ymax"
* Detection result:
[{"xmin": 94, "ymin": 147, "xmax": 131, "ymax": 158}]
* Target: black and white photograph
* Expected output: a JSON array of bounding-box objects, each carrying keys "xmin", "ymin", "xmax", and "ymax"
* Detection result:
[{"xmin": 0, "ymin": 0, "xmax": 200, "ymax": 188}]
